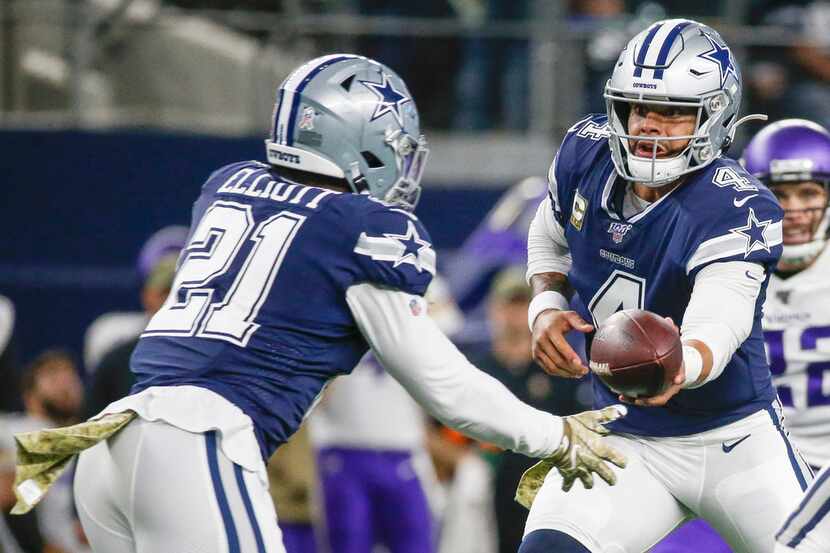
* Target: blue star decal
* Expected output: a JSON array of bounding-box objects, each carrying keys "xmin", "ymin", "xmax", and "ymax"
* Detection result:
[
  {"xmin": 698, "ymin": 33, "xmax": 736, "ymax": 88},
  {"xmin": 359, "ymin": 73, "xmax": 412, "ymax": 127},
  {"xmin": 730, "ymin": 208, "xmax": 772, "ymax": 258},
  {"xmin": 384, "ymin": 221, "xmax": 431, "ymax": 271}
]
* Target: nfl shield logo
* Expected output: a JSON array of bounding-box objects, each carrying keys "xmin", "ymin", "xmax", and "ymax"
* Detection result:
[{"xmin": 607, "ymin": 222, "xmax": 632, "ymax": 244}]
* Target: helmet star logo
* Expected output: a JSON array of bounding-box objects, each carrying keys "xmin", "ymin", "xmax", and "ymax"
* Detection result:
[
  {"xmin": 698, "ymin": 34, "xmax": 736, "ymax": 88},
  {"xmin": 384, "ymin": 221, "xmax": 431, "ymax": 271},
  {"xmin": 359, "ymin": 73, "xmax": 412, "ymax": 127},
  {"xmin": 730, "ymin": 208, "xmax": 772, "ymax": 257}
]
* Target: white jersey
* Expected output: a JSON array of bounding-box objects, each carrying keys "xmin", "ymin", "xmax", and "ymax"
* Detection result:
[
  {"xmin": 764, "ymin": 246, "xmax": 830, "ymax": 468},
  {"xmin": 309, "ymin": 354, "xmax": 426, "ymax": 450}
]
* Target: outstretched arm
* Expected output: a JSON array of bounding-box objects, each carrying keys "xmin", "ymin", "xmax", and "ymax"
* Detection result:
[
  {"xmin": 346, "ymin": 282, "xmax": 563, "ymax": 457},
  {"xmin": 346, "ymin": 282, "xmax": 626, "ymax": 489}
]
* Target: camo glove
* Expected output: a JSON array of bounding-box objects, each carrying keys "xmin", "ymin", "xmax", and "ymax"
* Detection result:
[{"xmin": 516, "ymin": 405, "xmax": 627, "ymax": 508}]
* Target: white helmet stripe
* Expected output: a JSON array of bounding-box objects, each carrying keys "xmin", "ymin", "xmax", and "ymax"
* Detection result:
[
  {"xmin": 272, "ymin": 89, "xmax": 286, "ymax": 144},
  {"xmin": 652, "ymin": 21, "xmax": 692, "ymax": 79},
  {"xmin": 641, "ymin": 23, "xmax": 680, "ymax": 69},
  {"xmin": 633, "ymin": 23, "xmax": 663, "ymax": 78}
]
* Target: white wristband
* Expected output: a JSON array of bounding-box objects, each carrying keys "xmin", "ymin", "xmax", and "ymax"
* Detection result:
[
  {"xmin": 528, "ymin": 291, "xmax": 570, "ymax": 331},
  {"xmin": 681, "ymin": 344, "xmax": 704, "ymax": 389}
]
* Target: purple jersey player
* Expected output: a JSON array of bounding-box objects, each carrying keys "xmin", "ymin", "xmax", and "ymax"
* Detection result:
[{"xmin": 741, "ymin": 119, "xmax": 830, "ymax": 553}]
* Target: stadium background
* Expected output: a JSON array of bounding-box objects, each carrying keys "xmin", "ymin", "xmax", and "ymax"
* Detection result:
[{"xmin": 0, "ymin": 1, "xmax": 826, "ymax": 552}]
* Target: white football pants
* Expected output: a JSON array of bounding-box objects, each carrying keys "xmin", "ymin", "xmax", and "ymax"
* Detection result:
[
  {"xmin": 524, "ymin": 403, "xmax": 813, "ymax": 553},
  {"xmin": 74, "ymin": 417, "xmax": 286, "ymax": 553}
]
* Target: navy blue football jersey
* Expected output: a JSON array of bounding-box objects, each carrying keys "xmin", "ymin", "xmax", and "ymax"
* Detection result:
[
  {"xmin": 551, "ymin": 115, "xmax": 784, "ymax": 436},
  {"xmin": 130, "ymin": 161, "xmax": 435, "ymax": 459}
]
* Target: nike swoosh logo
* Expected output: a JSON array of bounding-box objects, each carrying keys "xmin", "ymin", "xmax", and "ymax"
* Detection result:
[
  {"xmin": 722, "ymin": 434, "xmax": 751, "ymax": 453},
  {"xmin": 733, "ymin": 194, "xmax": 758, "ymax": 207},
  {"xmin": 745, "ymin": 270, "xmax": 761, "ymax": 281}
]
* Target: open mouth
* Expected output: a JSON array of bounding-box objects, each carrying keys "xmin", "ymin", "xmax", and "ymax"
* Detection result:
[
  {"xmin": 633, "ymin": 140, "xmax": 669, "ymax": 158},
  {"xmin": 783, "ymin": 226, "xmax": 812, "ymax": 245}
]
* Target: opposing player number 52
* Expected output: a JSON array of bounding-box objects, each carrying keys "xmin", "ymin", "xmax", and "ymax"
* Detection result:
[
  {"xmin": 588, "ymin": 270, "xmax": 646, "ymax": 326},
  {"xmin": 143, "ymin": 200, "xmax": 306, "ymax": 346}
]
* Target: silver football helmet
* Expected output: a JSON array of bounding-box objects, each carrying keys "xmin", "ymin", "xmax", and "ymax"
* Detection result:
[
  {"xmin": 604, "ymin": 19, "xmax": 762, "ymax": 187},
  {"xmin": 265, "ymin": 54, "xmax": 428, "ymax": 210}
]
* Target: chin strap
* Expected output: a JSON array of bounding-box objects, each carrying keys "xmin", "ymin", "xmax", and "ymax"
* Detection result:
[
  {"xmin": 780, "ymin": 240, "xmax": 827, "ymax": 271},
  {"xmin": 723, "ymin": 114, "xmax": 768, "ymax": 150}
]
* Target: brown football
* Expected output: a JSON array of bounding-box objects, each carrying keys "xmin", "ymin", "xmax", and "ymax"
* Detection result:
[{"xmin": 589, "ymin": 309, "xmax": 683, "ymax": 398}]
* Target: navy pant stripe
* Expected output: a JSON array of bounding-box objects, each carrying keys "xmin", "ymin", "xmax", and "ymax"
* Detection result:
[
  {"xmin": 206, "ymin": 431, "xmax": 241, "ymax": 553},
  {"xmin": 778, "ymin": 466, "xmax": 830, "ymax": 547},
  {"xmin": 234, "ymin": 464, "xmax": 267, "ymax": 553},
  {"xmin": 787, "ymin": 496, "xmax": 830, "ymax": 548},
  {"xmin": 633, "ymin": 23, "xmax": 663, "ymax": 77},
  {"xmin": 766, "ymin": 405, "xmax": 809, "ymax": 491}
]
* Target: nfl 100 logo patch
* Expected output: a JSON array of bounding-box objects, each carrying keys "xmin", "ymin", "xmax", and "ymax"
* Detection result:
[{"xmin": 607, "ymin": 222, "xmax": 632, "ymax": 243}]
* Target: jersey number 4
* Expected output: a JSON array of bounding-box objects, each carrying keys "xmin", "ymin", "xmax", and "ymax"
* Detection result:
[
  {"xmin": 588, "ymin": 270, "xmax": 646, "ymax": 326},
  {"xmin": 143, "ymin": 201, "xmax": 306, "ymax": 346}
]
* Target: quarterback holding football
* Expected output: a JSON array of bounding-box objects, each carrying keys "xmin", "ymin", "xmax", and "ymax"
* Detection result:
[{"xmin": 523, "ymin": 18, "xmax": 811, "ymax": 553}]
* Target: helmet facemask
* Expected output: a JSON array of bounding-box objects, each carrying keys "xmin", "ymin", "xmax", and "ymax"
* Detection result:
[
  {"xmin": 605, "ymin": 89, "xmax": 735, "ymax": 187},
  {"xmin": 375, "ymin": 128, "xmax": 428, "ymax": 211}
]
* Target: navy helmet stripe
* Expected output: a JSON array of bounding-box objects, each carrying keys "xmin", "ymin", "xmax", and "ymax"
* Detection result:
[
  {"xmin": 233, "ymin": 464, "xmax": 267, "ymax": 553},
  {"xmin": 653, "ymin": 22, "xmax": 691, "ymax": 79},
  {"xmin": 633, "ymin": 23, "xmax": 663, "ymax": 78},
  {"xmin": 206, "ymin": 431, "xmax": 241, "ymax": 553},
  {"xmin": 272, "ymin": 89, "xmax": 285, "ymax": 142},
  {"xmin": 286, "ymin": 55, "xmax": 358, "ymax": 146},
  {"xmin": 766, "ymin": 404, "xmax": 809, "ymax": 491}
]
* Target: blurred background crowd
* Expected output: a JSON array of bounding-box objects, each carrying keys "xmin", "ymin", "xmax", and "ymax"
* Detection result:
[{"xmin": 2, "ymin": 0, "xmax": 830, "ymax": 551}]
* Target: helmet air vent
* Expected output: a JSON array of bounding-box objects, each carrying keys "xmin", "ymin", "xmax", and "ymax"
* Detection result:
[
  {"xmin": 361, "ymin": 151, "xmax": 385, "ymax": 169},
  {"xmin": 341, "ymin": 75, "xmax": 355, "ymax": 91}
]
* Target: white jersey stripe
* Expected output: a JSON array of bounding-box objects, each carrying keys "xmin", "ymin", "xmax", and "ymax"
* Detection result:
[
  {"xmin": 686, "ymin": 220, "xmax": 783, "ymax": 273},
  {"xmin": 354, "ymin": 233, "xmax": 437, "ymax": 275}
]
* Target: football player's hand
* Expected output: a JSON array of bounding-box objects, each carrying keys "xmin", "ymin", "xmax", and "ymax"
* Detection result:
[
  {"xmin": 549, "ymin": 405, "xmax": 628, "ymax": 491},
  {"xmin": 532, "ymin": 309, "xmax": 593, "ymax": 378}
]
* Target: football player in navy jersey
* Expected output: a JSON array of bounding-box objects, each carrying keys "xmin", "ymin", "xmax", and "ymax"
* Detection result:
[
  {"xmin": 521, "ymin": 19, "xmax": 812, "ymax": 553},
  {"xmin": 68, "ymin": 55, "xmax": 626, "ymax": 553}
]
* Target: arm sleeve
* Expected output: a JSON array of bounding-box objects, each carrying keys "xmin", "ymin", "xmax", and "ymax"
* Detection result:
[
  {"xmin": 526, "ymin": 115, "xmax": 605, "ymax": 281},
  {"xmin": 346, "ymin": 283, "xmax": 564, "ymax": 458},
  {"xmin": 680, "ymin": 261, "xmax": 765, "ymax": 387},
  {"xmin": 527, "ymin": 196, "xmax": 572, "ymax": 280}
]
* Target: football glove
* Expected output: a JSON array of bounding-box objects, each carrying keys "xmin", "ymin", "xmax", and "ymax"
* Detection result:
[{"xmin": 516, "ymin": 405, "xmax": 627, "ymax": 508}]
